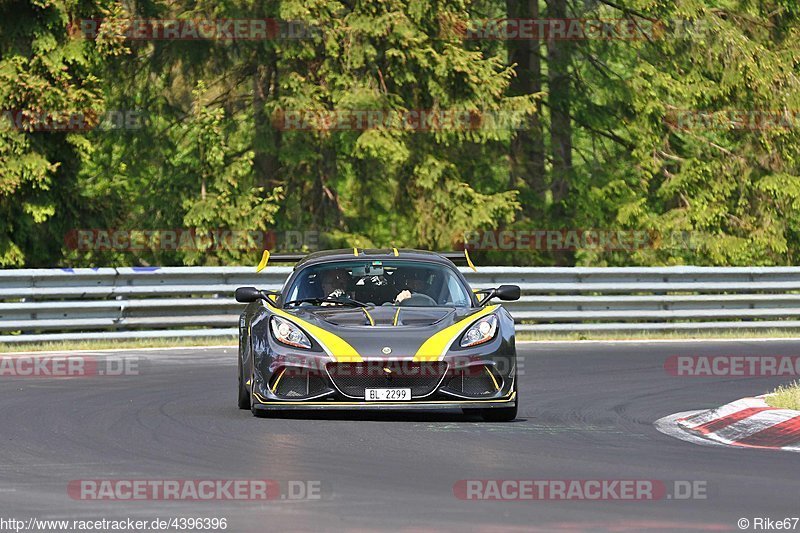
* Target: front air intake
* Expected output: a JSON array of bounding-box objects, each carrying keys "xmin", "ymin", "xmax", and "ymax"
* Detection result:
[
  {"xmin": 270, "ymin": 367, "xmax": 330, "ymax": 399},
  {"xmin": 326, "ymin": 362, "xmax": 448, "ymax": 399},
  {"xmin": 442, "ymin": 365, "xmax": 501, "ymax": 397}
]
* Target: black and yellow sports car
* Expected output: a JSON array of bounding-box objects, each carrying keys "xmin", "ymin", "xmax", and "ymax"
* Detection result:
[{"xmin": 235, "ymin": 249, "xmax": 520, "ymax": 421}]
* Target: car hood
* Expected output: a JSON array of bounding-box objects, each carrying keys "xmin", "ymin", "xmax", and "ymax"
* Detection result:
[
  {"xmin": 280, "ymin": 305, "xmax": 497, "ymax": 359},
  {"xmin": 305, "ymin": 306, "xmax": 454, "ymax": 327}
]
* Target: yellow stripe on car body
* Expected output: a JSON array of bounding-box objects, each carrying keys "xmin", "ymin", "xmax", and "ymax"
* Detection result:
[
  {"xmin": 413, "ymin": 305, "xmax": 499, "ymax": 361},
  {"xmin": 270, "ymin": 306, "xmax": 363, "ymax": 362},
  {"xmin": 270, "ymin": 368, "xmax": 286, "ymax": 392},
  {"xmin": 362, "ymin": 308, "xmax": 375, "ymax": 326},
  {"xmin": 484, "ymin": 366, "xmax": 500, "ymax": 391}
]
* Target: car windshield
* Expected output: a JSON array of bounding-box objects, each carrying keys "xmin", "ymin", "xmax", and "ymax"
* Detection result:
[{"xmin": 284, "ymin": 260, "xmax": 473, "ymax": 308}]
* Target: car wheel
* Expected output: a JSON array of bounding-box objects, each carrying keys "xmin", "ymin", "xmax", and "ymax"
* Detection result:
[
  {"xmin": 237, "ymin": 373, "xmax": 250, "ymax": 410},
  {"xmin": 237, "ymin": 355, "xmax": 250, "ymax": 410}
]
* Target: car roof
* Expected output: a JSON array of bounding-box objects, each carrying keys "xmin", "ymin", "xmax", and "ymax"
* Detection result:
[{"xmin": 294, "ymin": 249, "xmax": 456, "ymax": 269}]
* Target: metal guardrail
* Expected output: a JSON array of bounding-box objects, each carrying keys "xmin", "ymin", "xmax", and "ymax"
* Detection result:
[{"xmin": 3, "ymin": 266, "xmax": 800, "ymax": 343}]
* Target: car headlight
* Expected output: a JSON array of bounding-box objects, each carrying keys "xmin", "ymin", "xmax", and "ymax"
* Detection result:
[
  {"xmin": 270, "ymin": 316, "xmax": 312, "ymax": 349},
  {"xmin": 460, "ymin": 314, "xmax": 498, "ymax": 347}
]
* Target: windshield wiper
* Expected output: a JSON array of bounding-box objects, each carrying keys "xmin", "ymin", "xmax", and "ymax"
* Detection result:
[{"xmin": 284, "ymin": 297, "xmax": 368, "ymax": 308}]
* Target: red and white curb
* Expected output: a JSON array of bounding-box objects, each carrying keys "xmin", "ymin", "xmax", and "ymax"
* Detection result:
[{"xmin": 655, "ymin": 396, "xmax": 800, "ymax": 452}]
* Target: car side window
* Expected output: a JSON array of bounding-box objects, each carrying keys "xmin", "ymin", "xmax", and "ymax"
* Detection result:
[{"xmin": 445, "ymin": 274, "xmax": 470, "ymax": 307}]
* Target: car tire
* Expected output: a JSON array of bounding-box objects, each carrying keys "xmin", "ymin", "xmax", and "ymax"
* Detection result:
[{"xmin": 237, "ymin": 356, "xmax": 250, "ymax": 410}]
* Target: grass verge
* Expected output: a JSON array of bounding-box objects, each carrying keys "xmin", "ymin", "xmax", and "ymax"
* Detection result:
[
  {"xmin": 2, "ymin": 327, "xmax": 800, "ymax": 353},
  {"xmin": 766, "ymin": 381, "xmax": 800, "ymax": 410},
  {"xmin": 0, "ymin": 336, "xmax": 237, "ymax": 353},
  {"xmin": 516, "ymin": 328, "xmax": 800, "ymax": 342}
]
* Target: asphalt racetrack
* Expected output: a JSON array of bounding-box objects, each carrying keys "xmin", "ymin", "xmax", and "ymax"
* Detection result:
[{"xmin": 2, "ymin": 340, "xmax": 799, "ymax": 532}]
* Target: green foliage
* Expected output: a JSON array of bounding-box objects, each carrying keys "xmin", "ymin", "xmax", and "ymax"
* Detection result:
[
  {"xmin": 0, "ymin": 0, "xmax": 117, "ymax": 266},
  {"xmin": 179, "ymin": 87, "xmax": 283, "ymax": 265},
  {"xmin": 2, "ymin": 0, "xmax": 799, "ymax": 267}
]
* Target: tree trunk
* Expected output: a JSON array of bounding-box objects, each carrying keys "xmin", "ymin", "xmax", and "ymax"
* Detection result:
[
  {"xmin": 507, "ymin": 0, "xmax": 546, "ymax": 220},
  {"xmin": 546, "ymin": 0, "xmax": 573, "ymax": 218},
  {"xmin": 313, "ymin": 141, "xmax": 341, "ymax": 228},
  {"xmin": 252, "ymin": 57, "xmax": 282, "ymax": 192}
]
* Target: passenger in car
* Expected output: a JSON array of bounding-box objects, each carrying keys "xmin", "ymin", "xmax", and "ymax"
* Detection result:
[{"xmin": 318, "ymin": 269, "xmax": 349, "ymax": 305}]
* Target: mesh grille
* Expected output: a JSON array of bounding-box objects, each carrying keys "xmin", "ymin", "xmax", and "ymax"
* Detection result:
[
  {"xmin": 443, "ymin": 366, "xmax": 500, "ymax": 397},
  {"xmin": 327, "ymin": 362, "xmax": 448, "ymax": 398},
  {"xmin": 272, "ymin": 368, "xmax": 329, "ymax": 399}
]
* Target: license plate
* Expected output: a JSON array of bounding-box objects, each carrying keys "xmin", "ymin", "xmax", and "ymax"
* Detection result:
[{"xmin": 364, "ymin": 388, "xmax": 411, "ymax": 401}]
